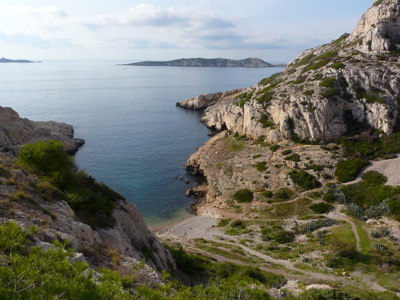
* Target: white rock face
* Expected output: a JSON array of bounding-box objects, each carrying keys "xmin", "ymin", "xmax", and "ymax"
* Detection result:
[
  {"xmin": 177, "ymin": 89, "xmax": 245, "ymax": 110},
  {"xmin": 186, "ymin": 0, "xmax": 400, "ymax": 142},
  {"xmin": 0, "ymin": 106, "xmax": 84, "ymax": 154},
  {"xmin": 350, "ymin": 0, "xmax": 400, "ymax": 52}
]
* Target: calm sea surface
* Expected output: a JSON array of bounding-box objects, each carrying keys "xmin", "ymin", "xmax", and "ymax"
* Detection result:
[{"xmin": 0, "ymin": 60, "xmax": 283, "ymax": 226}]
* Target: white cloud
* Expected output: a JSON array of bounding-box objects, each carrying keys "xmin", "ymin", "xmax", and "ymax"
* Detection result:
[{"xmin": 0, "ymin": 31, "xmax": 74, "ymax": 49}]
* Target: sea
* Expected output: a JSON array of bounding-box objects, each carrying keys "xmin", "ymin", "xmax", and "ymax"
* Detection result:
[{"xmin": 0, "ymin": 60, "xmax": 283, "ymax": 226}]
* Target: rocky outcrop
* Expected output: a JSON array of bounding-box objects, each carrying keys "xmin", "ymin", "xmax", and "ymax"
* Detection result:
[
  {"xmin": 349, "ymin": 0, "xmax": 400, "ymax": 52},
  {"xmin": 177, "ymin": 89, "xmax": 245, "ymax": 110},
  {"xmin": 182, "ymin": 0, "xmax": 400, "ymax": 142},
  {"xmin": 0, "ymin": 106, "xmax": 84, "ymax": 154},
  {"xmin": 0, "ymin": 154, "xmax": 175, "ymax": 272},
  {"xmin": 184, "ymin": 132, "xmax": 339, "ymax": 215}
]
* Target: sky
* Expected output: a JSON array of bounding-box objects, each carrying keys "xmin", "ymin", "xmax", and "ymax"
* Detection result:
[{"xmin": 0, "ymin": 0, "xmax": 373, "ymax": 63}]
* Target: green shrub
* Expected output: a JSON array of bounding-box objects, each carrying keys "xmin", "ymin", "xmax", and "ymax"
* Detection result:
[
  {"xmin": 303, "ymin": 90, "xmax": 314, "ymax": 96},
  {"xmin": 341, "ymin": 181, "xmax": 400, "ymax": 219},
  {"xmin": 216, "ymin": 218, "xmax": 232, "ymax": 227},
  {"xmin": 331, "ymin": 62, "xmax": 345, "ymax": 69},
  {"xmin": 0, "ymin": 222, "xmax": 134, "ymax": 300},
  {"xmin": 281, "ymin": 149, "xmax": 292, "ymax": 155},
  {"xmin": 271, "ymin": 231, "xmax": 295, "ymax": 244},
  {"xmin": 310, "ymin": 164, "xmax": 323, "ymax": 171},
  {"xmin": 273, "ymin": 188, "xmax": 296, "ymax": 201},
  {"xmin": 233, "ymin": 189, "xmax": 253, "ymax": 203},
  {"xmin": 253, "ymin": 161, "xmax": 268, "ymax": 172},
  {"xmin": 309, "ymin": 202, "xmax": 334, "ymax": 214},
  {"xmin": 252, "ymin": 154, "xmax": 262, "ymax": 159},
  {"xmin": 361, "ymin": 171, "xmax": 387, "ymax": 185},
  {"xmin": 319, "ymin": 77, "xmax": 336, "ymax": 88},
  {"xmin": 269, "ymin": 145, "xmax": 279, "ymax": 152},
  {"xmin": 258, "ymin": 115, "xmax": 274, "ymax": 128},
  {"xmin": 17, "ymin": 141, "xmax": 120, "ymax": 228},
  {"xmin": 289, "ymin": 170, "xmax": 321, "ymax": 190},
  {"xmin": 17, "ymin": 140, "xmax": 74, "ymax": 189},
  {"xmin": 335, "ymin": 159, "xmax": 368, "ymax": 183},
  {"xmin": 322, "ymin": 188, "xmax": 334, "ymax": 203},
  {"xmin": 261, "ymin": 190, "xmax": 273, "ymax": 198},
  {"xmin": 284, "ymin": 153, "xmax": 301, "ymax": 162}
]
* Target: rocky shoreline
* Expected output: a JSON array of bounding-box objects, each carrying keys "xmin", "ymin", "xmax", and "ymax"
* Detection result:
[{"xmin": 0, "ymin": 106, "xmax": 175, "ymax": 276}]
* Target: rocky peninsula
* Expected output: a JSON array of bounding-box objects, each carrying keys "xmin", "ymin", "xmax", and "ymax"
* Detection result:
[
  {"xmin": 165, "ymin": 0, "xmax": 400, "ymax": 297},
  {"xmin": 121, "ymin": 57, "xmax": 285, "ymax": 67}
]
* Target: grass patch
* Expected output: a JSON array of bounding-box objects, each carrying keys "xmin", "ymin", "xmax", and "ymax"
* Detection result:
[{"xmin": 354, "ymin": 219, "xmax": 372, "ymax": 253}]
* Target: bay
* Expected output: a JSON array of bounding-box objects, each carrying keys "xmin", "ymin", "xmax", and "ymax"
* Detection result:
[{"xmin": 0, "ymin": 60, "xmax": 283, "ymax": 226}]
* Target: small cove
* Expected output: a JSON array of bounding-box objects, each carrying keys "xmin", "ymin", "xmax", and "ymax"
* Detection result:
[{"xmin": 0, "ymin": 60, "xmax": 283, "ymax": 226}]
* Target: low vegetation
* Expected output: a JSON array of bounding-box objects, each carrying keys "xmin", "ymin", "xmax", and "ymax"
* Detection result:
[
  {"xmin": 334, "ymin": 158, "xmax": 368, "ymax": 183},
  {"xmin": 233, "ymin": 189, "xmax": 253, "ymax": 203},
  {"xmin": 289, "ymin": 170, "xmax": 321, "ymax": 190},
  {"xmin": 16, "ymin": 141, "xmax": 122, "ymax": 228}
]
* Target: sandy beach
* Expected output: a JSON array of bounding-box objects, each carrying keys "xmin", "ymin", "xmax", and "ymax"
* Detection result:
[{"xmin": 152, "ymin": 215, "xmax": 219, "ymax": 240}]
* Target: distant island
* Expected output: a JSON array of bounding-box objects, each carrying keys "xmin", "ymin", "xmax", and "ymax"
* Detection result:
[
  {"xmin": 119, "ymin": 57, "xmax": 286, "ymax": 68},
  {"xmin": 0, "ymin": 57, "xmax": 40, "ymax": 63}
]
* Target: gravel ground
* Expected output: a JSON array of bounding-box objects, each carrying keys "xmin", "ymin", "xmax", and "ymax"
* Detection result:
[
  {"xmin": 345, "ymin": 155, "xmax": 400, "ymax": 187},
  {"xmin": 154, "ymin": 215, "xmax": 219, "ymax": 240}
]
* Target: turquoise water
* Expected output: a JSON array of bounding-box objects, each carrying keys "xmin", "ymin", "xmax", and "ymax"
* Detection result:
[{"xmin": 0, "ymin": 61, "xmax": 283, "ymax": 225}]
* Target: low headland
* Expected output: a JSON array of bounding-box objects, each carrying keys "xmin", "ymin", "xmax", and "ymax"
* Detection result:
[
  {"xmin": 119, "ymin": 57, "xmax": 286, "ymax": 67},
  {"xmin": 0, "ymin": 57, "xmax": 41, "ymax": 63}
]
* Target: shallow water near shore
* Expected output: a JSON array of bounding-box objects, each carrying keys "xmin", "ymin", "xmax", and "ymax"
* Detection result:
[{"xmin": 0, "ymin": 60, "xmax": 283, "ymax": 226}]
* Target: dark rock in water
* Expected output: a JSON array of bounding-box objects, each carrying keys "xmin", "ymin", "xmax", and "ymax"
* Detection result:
[
  {"xmin": 184, "ymin": 179, "xmax": 189, "ymax": 184},
  {"xmin": 179, "ymin": 176, "xmax": 183, "ymax": 180}
]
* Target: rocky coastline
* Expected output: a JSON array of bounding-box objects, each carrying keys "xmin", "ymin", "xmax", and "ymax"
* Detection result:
[{"xmin": 0, "ymin": 106, "xmax": 175, "ymax": 279}]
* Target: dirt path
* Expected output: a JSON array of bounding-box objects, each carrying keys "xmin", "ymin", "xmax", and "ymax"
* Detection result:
[
  {"xmin": 328, "ymin": 208, "xmax": 361, "ymax": 252},
  {"xmin": 181, "ymin": 238, "xmax": 387, "ymax": 293}
]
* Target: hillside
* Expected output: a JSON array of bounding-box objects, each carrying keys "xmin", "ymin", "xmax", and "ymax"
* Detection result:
[
  {"xmin": 121, "ymin": 57, "xmax": 284, "ymax": 67},
  {"xmin": 169, "ymin": 0, "xmax": 400, "ymax": 298}
]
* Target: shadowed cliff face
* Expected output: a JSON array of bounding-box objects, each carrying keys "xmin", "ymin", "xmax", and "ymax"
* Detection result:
[{"xmin": 178, "ymin": 0, "xmax": 400, "ymax": 143}]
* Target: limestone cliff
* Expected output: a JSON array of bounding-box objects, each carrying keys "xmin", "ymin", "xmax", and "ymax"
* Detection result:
[
  {"xmin": 178, "ymin": 0, "xmax": 400, "ymax": 143},
  {"xmin": 0, "ymin": 106, "xmax": 84, "ymax": 154}
]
